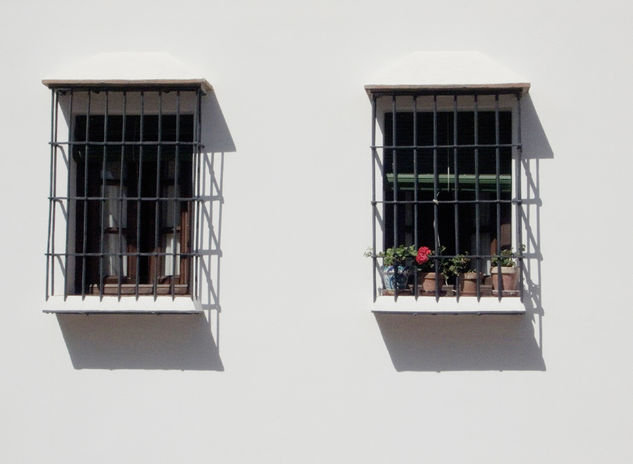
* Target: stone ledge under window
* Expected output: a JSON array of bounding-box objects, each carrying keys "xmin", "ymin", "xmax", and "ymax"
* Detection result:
[
  {"xmin": 43, "ymin": 296, "xmax": 203, "ymax": 314},
  {"xmin": 371, "ymin": 296, "xmax": 525, "ymax": 315}
]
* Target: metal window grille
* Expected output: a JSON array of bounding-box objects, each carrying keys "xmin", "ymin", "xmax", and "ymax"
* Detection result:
[
  {"xmin": 369, "ymin": 89, "xmax": 524, "ymax": 301},
  {"xmin": 45, "ymin": 84, "xmax": 204, "ymax": 300}
]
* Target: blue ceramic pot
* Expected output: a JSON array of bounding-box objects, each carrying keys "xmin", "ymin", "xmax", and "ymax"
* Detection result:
[{"xmin": 381, "ymin": 265, "xmax": 410, "ymax": 290}]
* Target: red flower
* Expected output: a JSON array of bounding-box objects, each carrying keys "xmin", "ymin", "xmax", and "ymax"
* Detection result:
[{"xmin": 416, "ymin": 246, "xmax": 432, "ymax": 264}]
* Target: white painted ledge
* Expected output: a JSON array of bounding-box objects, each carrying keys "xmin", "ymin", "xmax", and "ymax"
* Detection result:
[
  {"xmin": 371, "ymin": 296, "xmax": 525, "ymax": 315},
  {"xmin": 43, "ymin": 296, "xmax": 203, "ymax": 314}
]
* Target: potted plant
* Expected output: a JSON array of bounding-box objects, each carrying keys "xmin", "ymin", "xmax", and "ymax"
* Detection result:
[
  {"xmin": 490, "ymin": 246, "xmax": 523, "ymax": 294},
  {"xmin": 366, "ymin": 245, "xmax": 416, "ymax": 290},
  {"xmin": 446, "ymin": 253, "xmax": 481, "ymax": 295},
  {"xmin": 415, "ymin": 246, "xmax": 446, "ymax": 293}
]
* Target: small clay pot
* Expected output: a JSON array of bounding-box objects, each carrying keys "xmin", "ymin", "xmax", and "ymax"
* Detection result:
[
  {"xmin": 490, "ymin": 266, "xmax": 519, "ymax": 291},
  {"xmin": 458, "ymin": 271, "xmax": 482, "ymax": 295}
]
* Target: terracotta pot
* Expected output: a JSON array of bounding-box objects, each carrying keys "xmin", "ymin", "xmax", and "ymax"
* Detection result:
[
  {"xmin": 458, "ymin": 271, "xmax": 482, "ymax": 295},
  {"xmin": 418, "ymin": 272, "xmax": 442, "ymax": 292},
  {"xmin": 490, "ymin": 266, "xmax": 519, "ymax": 291}
]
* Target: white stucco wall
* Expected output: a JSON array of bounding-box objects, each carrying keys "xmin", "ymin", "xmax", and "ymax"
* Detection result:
[{"xmin": 2, "ymin": 1, "xmax": 633, "ymax": 462}]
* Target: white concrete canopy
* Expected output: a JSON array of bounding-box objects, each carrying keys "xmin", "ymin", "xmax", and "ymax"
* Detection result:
[
  {"xmin": 42, "ymin": 52, "xmax": 212, "ymax": 93},
  {"xmin": 365, "ymin": 51, "xmax": 529, "ymax": 95}
]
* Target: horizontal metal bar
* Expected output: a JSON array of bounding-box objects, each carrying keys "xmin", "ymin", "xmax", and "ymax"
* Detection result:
[
  {"xmin": 46, "ymin": 252, "xmax": 201, "ymax": 257},
  {"xmin": 372, "ymin": 143, "xmax": 520, "ymax": 149},
  {"xmin": 50, "ymin": 196, "xmax": 196, "ymax": 201},
  {"xmin": 52, "ymin": 141, "xmax": 196, "ymax": 146},
  {"xmin": 372, "ymin": 199, "xmax": 519, "ymax": 205}
]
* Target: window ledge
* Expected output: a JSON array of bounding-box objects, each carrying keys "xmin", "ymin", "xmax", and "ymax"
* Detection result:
[
  {"xmin": 371, "ymin": 296, "xmax": 525, "ymax": 315},
  {"xmin": 43, "ymin": 296, "xmax": 203, "ymax": 314}
]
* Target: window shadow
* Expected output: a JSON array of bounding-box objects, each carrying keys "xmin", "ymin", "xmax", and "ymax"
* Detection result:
[{"xmin": 57, "ymin": 313, "xmax": 224, "ymax": 370}]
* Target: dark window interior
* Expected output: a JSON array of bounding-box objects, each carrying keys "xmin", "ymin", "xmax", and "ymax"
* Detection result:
[
  {"xmin": 71, "ymin": 114, "xmax": 193, "ymax": 295},
  {"xmin": 383, "ymin": 111, "xmax": 512, "ymax": 257}
]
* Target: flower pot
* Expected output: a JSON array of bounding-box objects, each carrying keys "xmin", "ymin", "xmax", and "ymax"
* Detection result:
[
  {"xmin": 457, "ymin": 271, "xmax": 482, "ymax": 295},
  {"xmin": 381, "ymin": 265, "xmax": 410, "ymax": 290},
  {"xmin": 490, "ymin": 266, "xmax": 519, "ymax": 292},
  {"xmin": 418, "ymin": 271, "xmax": 442, "ymax": 293}
]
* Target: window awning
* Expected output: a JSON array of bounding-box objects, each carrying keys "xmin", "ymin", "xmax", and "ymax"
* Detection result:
[
  {"xmin": 364, "ymin": 51, "xmax": 530, "ymax": 96},
  {"xmin": 41, "ymin": 52, "xmax": 213, "ymax": 94}
]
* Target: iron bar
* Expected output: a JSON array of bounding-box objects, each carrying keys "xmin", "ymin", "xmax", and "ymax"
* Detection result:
[
  {"xmin": 516, "ymin": 94, "xmax": 524, "ymax": 301},
  {"xmin": 392, "ymin": 95, "xmax": 398, "ymax": 299},
  {"xmin": 474, "ymin": 95, "xmax": 481, "ymax": 300},
  {"xmin": 453, "ymin": 95, "xmax": 460, "ymax": 300},
  {"xmin": 153, "ymin": 91, "xmax": 162, "ymax": 300},
  {"xmin": 495, "ymin": 94, "xmax": 502, "ymax": 300},
  {"xmin": 371, "ymin": 143, "xmax": 520, "ymax": 149},
  {"xmin": 433, "ymin": 95, "xmax": 440, "ymax": 299},
  {"xmin": 371, "ymin": 95, "xmax": 377, "ymax": 301},
  {"xmin": 63, "ymin": 89, "xmax": 74, "ymax": 300},
  {"xmin": 118, "ymin": 91, "xmax": 126, "ymax": 300},
  {"xmin": 98, "ymin": 91, "xmax": 109, "ymax": 300},
  {"xmin": 172, "ymin": 91, "xmax": 180, "ymax": 299},
  {"xmin": 45, "ymin": 89, "xmax": 56, "ymax": 299},
  {"xmin": 413, "ymin": 96, "xmax": 418, "ymax": 299},
  {"xmin": 136, "ymin": 91, "xmax": 144, "ymax": 299},
  {"xmin": 81, "ymin": 91, "xmax": 91, "ymax": 299}
]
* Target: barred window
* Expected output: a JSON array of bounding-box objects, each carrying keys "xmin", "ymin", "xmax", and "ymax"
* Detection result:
[
  {"xmin": 367, "ymin": 86, "xmax": 527, "ymax": 301},
  {"xmin": 44, "ymin": 81, "xmax": 209, "ymax": 300}
]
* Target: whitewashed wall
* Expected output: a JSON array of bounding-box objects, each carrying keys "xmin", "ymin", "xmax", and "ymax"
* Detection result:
[{"xmin": 1, "ymin": 0, "xmax": 633, "ymax": 462}]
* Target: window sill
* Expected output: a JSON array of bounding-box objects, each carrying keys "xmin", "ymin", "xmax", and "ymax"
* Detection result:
[
  {"xmin": 371, "ymin": 295, "xmax": 525, "ymax": 315},
  {"xmin": 43, "ymin": 296, "xmax": 203, "ymax": 314}
]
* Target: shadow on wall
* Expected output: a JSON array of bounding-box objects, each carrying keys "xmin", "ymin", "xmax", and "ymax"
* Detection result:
[
  {"xmin": 375, "ymin": 94, "xmax": 552, "ymax": 372},
  {"xmin": 56, "ymin": 90, "xmax": 235, "ymax": 371},
  {"xmin": 58, "ymin": 313, "xmax": 224, "ymax": 370}
]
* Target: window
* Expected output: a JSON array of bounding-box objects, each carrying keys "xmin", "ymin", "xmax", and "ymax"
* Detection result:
[
  {"xmin": 367, "ymin": 85, "xmax": 527, "ymax": 301},
  {"xmin": 44, "ymin": 81, "xmax": 209, "ymax": 300}
]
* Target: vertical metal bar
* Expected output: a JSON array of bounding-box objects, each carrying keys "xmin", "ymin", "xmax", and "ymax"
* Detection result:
[
  {"xmin": 51, "ymin": 90, "xmax": 59, "ymax": 297},
  {"xmin": 191, "ymin": 89, "xmax": 199, "ymax": 300},
  {"xmin": 474, "ymin": 95, "xmax": 481, "ymax": 299},
  {"xmin": 154, "ymin": 91, "xmax": 162, "ymax": 300},
  {"xmin": 453, "ymin": 95, "xmax": 460, "ymax": 299},
  {"xmin": 63, "ymin": 89, "xmax": 74, "ymax": 300},
  {"xmin": 46, "ymin": 90, "xmax": 56, "ymax": 299},
  {"xmin": 432, "ymin": 95, "xmax": 440, "ymax": 299},
  {"xmin": 516, "ymin": 93, "xmax": 524, "ymax": 301},
  {"xmin": 391, "ymin": 95, "xmax": 398, "ymax": 299},
  {"xmin": 136, "ymin": 91, "xmax": 144, "ymax": 299},
  {"xmin": 98, "ymin": 91, "xmax": 109, "ymax": 300},
  {"xmin": 172, "ymin": 91, "xmax": 180, "ymax": 299},
  {"xmin": 495, "ymin": 94, "xmax": 502, "ymax": 300},
  {"xmin": 118, "ymin": 92, "xmax": 126, "ymax": 300},
  {"xmin": 413, "ymin": 96, "xmax": 418, "ymax": 299},
  {"xmin": 371, "ymin": 95, "xmax": 377, "ymax": 301},
  {"xmin": 81, "ymin": 91, "xmax": 91, "ymax": 299},
  {"xmin": 195, "ymin": 91, "xmax": 202, "ymax": 301}
]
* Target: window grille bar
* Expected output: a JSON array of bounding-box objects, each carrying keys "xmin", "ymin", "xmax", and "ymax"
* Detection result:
[
  {"xmin": 372, "ymin": 143, "xmax": 520, "ymax": 149},
  {"xmin": 63, "ymin": 89, "xmax": 74, "ymax": 300},
  {"xmin": 192, "ymin": 90, "xmax": 200, "ymax": 300},
  {"xmin": 413, "ymin": 96, "xmax": 418, "ymax": 299},
  {"xmin": 453, "ymin": 95, "xmax": 460, "ymax": 299},
  {"xmin": 46, "ymin": 90, "xmax": 56, "ymax": 299},
  {"xmin": 371, "ymin": 95, "xmax": 377, "ymax": 301},
  {"xmin": 118, "ymin": 91, "xmax": 126, "ymax": 301},
  {"xmin": 153, "ymin": 91, "xmax": 162, "ymax": 300},
  {"xmin": 495, "ymin": 94, "xmax": 503, "ymax": 299},
  {"xmin": 193, "ymin": 93, "xmax": 202, "ymax": 301},
  {"xmin": 52, "ymin": 91, "xmax": 60, "ymax": 297},
  {"xmin": 51, "ymin": 141, "xmax": 197, "ymax": 146},
  {"xmin": 81, "ymin": 91, "xmax": 91, "ymax": 299},
  {"xmin": 172, "ymin": 91, "xmax": 180, "ymax": 300},
  {"xmin": 98, "ymin": 91, "xmax": 109, "ymax": 300},
  {"xmin": 474, "ymin": 95, "xmax": 481, "ymax": 300},
  {"xmin": 376, "ymin": 199, "xmax": 517, "ymax": 205},
  {"xmin": 136, "ymin": 91, "xmax": 144, "ymax": 299},
  {"xmin": 516, "ymin": 94, "xmax": 524, "ymax": 301},
  {"xmin": 432, "ymin": 95, "xmax": 440, "ymax": 299},
  {"xmin": 391, "ymin": 95, "xmax": 398, "ymax": 300}
]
